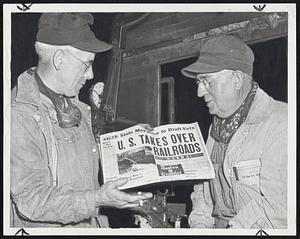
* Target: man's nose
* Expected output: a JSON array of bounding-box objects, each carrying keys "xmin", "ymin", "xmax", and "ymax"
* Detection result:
[
  {"xmin": 197, "ymin": 82, "xmax": 209, "ymax": 97},
  {"xmin": 84, "ymin": 66, "xmax": 94, "ymax": 80}
]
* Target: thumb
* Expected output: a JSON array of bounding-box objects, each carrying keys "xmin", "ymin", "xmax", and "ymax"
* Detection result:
[
  {"xmin": 111, "ymin": 177, "xmax": 128, "ymax": 188},
  {"xmin": 138, "ymin": 123, "xmax": 153, "ymax": 131}
]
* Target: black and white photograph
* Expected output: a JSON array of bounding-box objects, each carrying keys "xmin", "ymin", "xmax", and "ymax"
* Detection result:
[
  {"xmin": 3, "ymin": 3, "xmax": 296, "ymax": 236},
  {"xmin": 117, "ymin": 146, "xmax": 156, "ymax": 175},
  {"xmin": 157, "ymin": 164, "xmax": 185, "ymax": 176}
]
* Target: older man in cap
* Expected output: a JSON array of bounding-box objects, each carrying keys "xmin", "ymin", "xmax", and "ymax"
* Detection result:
[
  {"xmin": 10, "ymin": 13, "xmax": 152, "ymax": 228},
  {"xmin": 181, "ymin": 35, "xmax": 287, "ymax": 228}
]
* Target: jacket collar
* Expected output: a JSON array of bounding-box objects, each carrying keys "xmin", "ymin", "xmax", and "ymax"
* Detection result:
[
  {"xmin": 244, "ymin": 87, "xmax": 273, "ymax": 124},
  {"xmin": 15, "ymin": 67, "xmax": 84, "ymax": 110},
  {"xmin": 15, "ymin": 67, "xmax": 41, "ymax": 108}
]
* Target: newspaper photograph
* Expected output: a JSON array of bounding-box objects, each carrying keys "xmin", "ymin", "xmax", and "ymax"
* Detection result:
[{"xmin": 100, "ymin": 122, "xmax": 215, "ymax": 189}]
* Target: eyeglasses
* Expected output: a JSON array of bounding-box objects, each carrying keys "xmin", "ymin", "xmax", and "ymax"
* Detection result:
[
  {"xmin": 195, "ymin": 71, "xmax": 235, "ymax": 88},
  {"xmin": 65, "ymin": 51, "xmax": 93, "ymax": 72},
  {"xmin": 194, "ymin": 78, "xmax": 211, "ymax": 89}
]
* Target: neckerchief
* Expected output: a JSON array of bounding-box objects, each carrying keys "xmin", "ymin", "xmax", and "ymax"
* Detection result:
[
  {"xmin": 35, "ymin": 70, "xmax": 82, "ymax": 128},
  {"xmin": 210, "ymin": 81, "xmax": 258, "ymax": 144}
]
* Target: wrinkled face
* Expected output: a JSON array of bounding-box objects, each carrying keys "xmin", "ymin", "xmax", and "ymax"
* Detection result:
[
  {"xmin": 57, "ymin": 49, "xmax": 95, "ymax": 97},
  {"xmin": 195, "ymin": 69, "xmax": 240, "ymax": 118}
]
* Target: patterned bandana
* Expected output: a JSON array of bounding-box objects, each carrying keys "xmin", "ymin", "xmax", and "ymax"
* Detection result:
[
  {"xmin": 210, "ymin": 81, "xmax": 258, "ymax": 144},
  {"xmin": 35, "ymin": 71, "xmax": 82, "ymax": 128}
]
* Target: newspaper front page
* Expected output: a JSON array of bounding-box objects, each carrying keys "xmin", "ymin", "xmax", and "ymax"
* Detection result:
[{"xmin": 100, "ymin": 122, "xmax": 215, "ymax": 189}]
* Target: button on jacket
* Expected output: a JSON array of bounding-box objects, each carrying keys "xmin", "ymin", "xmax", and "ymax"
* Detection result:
[
  {"xmin": 189, "ymin": 87, "xmax": 287, "ymax": 229},
  {"xmin": 10, "ymin": 68, "xmax": 108, "ymax": 228}
]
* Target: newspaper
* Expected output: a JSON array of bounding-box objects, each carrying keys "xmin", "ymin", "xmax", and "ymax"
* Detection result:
[{"xmin": 99, "ymin": 122, "xmax": 215, "ymax": 189}]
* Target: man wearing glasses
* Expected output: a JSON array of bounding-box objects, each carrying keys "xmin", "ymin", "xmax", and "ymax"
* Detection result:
[
  {"xmin": 10, "ymin": 13, "xmax": 152, "ymax": 228},
  {"xmin": 181, "ymin": 35, "xmax": 287, "ymax": 228}
]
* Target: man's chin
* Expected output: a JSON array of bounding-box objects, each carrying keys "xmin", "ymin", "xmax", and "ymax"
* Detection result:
[
  {"xmin": 208, "ymin": 107, "xmax": 216, "ymax": 116},
  {"xmin": 214, "ymin": 112, "xmax": 230, "ymax": 119},
  {"xmin": 208, "ymin": 108, "xmax": 225, "ymax": 118},
  {"xmin": 64, "ymin": 91, "xmax": 78, "ymax": 98}
]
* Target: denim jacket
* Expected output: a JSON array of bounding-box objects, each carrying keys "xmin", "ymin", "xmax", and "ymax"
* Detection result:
[
  {"xmin": 10, "ymin": 68, "xmax": 109, "ymax": 228},
  {"xmin": 189, "ymin": 87, "xmax": 287, "ymax": 229}
]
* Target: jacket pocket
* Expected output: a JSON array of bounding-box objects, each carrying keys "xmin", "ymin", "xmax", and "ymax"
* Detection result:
[{"xmin": 233, "ymin": 159, "xmax": 261, "ymax": 188}]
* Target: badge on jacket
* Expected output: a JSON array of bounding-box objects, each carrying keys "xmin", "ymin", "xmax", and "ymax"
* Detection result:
[{"xmin": 233, "ymin": 159, "xmax": 261, "ymax": 188}]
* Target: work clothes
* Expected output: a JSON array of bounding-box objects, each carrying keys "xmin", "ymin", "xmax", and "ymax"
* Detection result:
[
  {"xmin": 10, "ymin": 68, "xmax": 109, "ymax": 228},
  {"xmin": 189, "ymin": 87, "xmax": 287, "ymax": 229}
]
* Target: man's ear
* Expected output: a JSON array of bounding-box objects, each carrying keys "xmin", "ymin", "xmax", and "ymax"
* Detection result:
[
  {"xmin": 52, "ymin": 50, "xmax": 64, "ymax": 71},
  {"xmin": 233, "ymin": 70, "xmax": 244, "ymax": 90}
]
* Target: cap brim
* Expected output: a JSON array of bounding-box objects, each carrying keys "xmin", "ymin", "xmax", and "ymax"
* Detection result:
[
  {"xmin": 72, "ymin": 38, "xmax": 113, "ymax": 53},
  {"xmin": 181, "ymin": 61, "xmax": 224, "ymax": 78}
]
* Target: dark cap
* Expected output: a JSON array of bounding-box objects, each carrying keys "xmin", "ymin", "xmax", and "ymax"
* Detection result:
[
  {"xmin": 181, "ymin": 35, "xmax": 254, "ymax": 78},
  {"xmin": 36, "ymin": 13, "xmax": 112, "ymax": 53}
]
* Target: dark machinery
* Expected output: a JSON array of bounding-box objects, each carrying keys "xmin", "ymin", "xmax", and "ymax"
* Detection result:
[{"xmin": 131, "ymin": 188, "xmax": 188, "ymax": 228}]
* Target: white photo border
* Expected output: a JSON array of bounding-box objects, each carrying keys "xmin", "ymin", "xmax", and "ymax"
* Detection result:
[{"xmin": 3, "ymin": 3, "xmax": 297, "ymax": 236}]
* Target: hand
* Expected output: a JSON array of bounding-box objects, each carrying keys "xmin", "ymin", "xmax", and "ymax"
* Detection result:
[
  {"xmin": 137, "ymin": 123, "xmax": 153, "ymax": 131},
  {"xmin": 95, "ymin": 178, "xmax": 153, "ymax": 208}
]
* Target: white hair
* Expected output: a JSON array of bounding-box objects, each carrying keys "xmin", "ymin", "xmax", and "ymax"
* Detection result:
[
  {"xmin": 35, "ymin": 42, "xmax": 68, "ymax": 63},
  {"xmin": 34, "ymin": 41, "xmax": 86, "ymax": 64}
]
